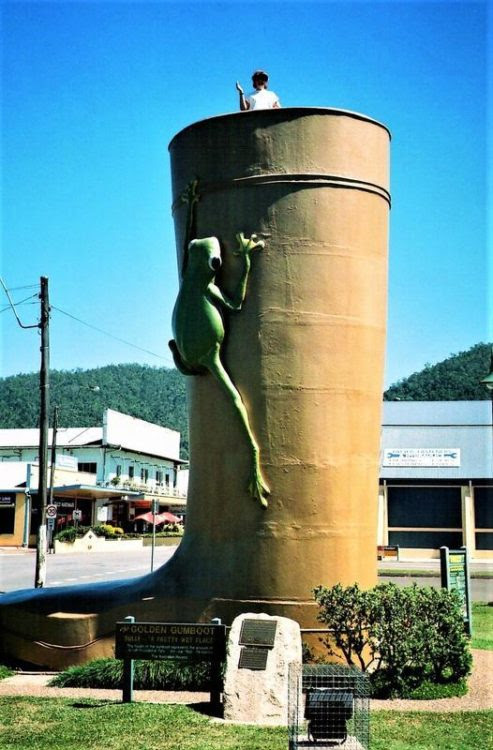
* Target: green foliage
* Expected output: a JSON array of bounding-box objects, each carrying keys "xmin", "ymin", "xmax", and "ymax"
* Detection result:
[
  {"xmin": 54, "ymin": 527, "xmax": 79, "ymax": 542},
  {"xmin": 314, "ymin": 582, "xmax": 472, "ymax": 698},
  {"xmin": 0, "ymin": 363, "xmax": 189, "ymax": 459},
  {"xmin": 384, "ymin": 342, "xmax": 492, "ymax": 400},
  {"xmin": 49, "ymin": 657, "xmax": 215, "ymax": 691},
  {"xmin": 0, "ymin": 666, "xmax": 13, "ymax": 681},
  {"xmin": 406, "ymin": 678, "xmax": 468, "ymax": 700},
  {"xmin": 54, "ymin": 524, "xmax": 183, "ymax": 543},
  {"xmin": 95, "ymin": 524, "xmax": 124, "ymax": 537}
]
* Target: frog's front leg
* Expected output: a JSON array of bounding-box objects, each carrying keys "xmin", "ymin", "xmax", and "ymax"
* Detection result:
[
  {"xmin": 206, "ymin": 348, "xmax": 270, "ymax": 507},
  {"xmin": 223, "ymin": 233, "xmax": 264, "ymax": 310}
]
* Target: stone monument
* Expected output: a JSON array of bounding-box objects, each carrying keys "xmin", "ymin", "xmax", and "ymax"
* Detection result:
[{"xmin": 223, "ymin": 612, "xmax": 302, "ymax": 725}]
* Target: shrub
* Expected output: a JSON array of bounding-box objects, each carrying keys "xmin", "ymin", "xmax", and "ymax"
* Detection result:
[
  {"xmin": 54, "ymin": 527, "xmax": 78, "ymax": 543},
  {"xmin": 0, "ymin": 665, "xmax": 13, "ymax": 681},
  {"xmin": 49, "ymin": 658, "xmax": 215, "ymax": 691},
  {"xmin": 314, "ymin": 582, "xmax": 472, "ymax": 698},
  {"xmin": 92, "ymin": 524, "xmax": 124, "ymax": 538}
]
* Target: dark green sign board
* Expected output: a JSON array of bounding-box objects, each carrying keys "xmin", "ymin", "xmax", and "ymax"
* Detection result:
[
  {"xmin": 440, "ymin": 546, "xmax": 472, "ymax": 636},
  {"xmin": 115, "ymin": 619, "xmax": 226, "ymax": 707},
  {"xmin": 115, "ymin": 621, "xmax": 225, "ymax": 662}
]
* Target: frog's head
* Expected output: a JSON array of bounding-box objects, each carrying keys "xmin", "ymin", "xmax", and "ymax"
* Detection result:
[{"xmin": 188, "ymin": 237, "xmax": 222, "ymax": 277}]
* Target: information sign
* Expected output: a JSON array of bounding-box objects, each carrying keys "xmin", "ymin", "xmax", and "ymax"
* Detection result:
[
  {"xmin": 116, "ymin": 620, "xmax": 226, "ymax": 708},
  {"xmin": 0, "ymin": 494, "xmax": 15, "ymax": 506},
  {"xmin": 440, "ymin": 546, "xmax": 472, "ymax": 636},
  {"xmin": 383, "ymin": 448, "xmax": 460, "ymax": 467},
  {"xmin": 115, "ymin": 621, "xmax": 226, "ymax": 663}
]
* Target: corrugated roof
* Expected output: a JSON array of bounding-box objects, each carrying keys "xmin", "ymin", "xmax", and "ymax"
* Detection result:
[{"xmin": 0, "ymin": 427, "xmax": 103, "ymax": 448}]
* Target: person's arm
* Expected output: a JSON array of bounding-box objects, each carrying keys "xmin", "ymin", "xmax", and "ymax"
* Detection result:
[{"xmin": 236, "ymin": 81, "xmax": 250, "ymax": 111}]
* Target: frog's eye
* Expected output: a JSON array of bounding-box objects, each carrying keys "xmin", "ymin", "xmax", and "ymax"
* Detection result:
[{"xmin": 209, "ymin": 256, "xmax": 221, "ymax": 271}]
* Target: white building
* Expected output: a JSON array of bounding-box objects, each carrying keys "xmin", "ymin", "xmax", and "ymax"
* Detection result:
[{"xmin": 0, "ymin": 409, "xmax": 188, "ymax": 545}]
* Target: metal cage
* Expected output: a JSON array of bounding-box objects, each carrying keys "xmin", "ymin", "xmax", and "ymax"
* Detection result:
[{"xmin": 288, "ymin": 664, "xmax": 370, "ymax": 749}]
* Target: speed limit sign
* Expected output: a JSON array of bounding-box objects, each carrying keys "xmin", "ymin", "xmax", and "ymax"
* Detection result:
[{"xmin": 46, "ymin": 504, "xmax": 57, "ymax": 518}]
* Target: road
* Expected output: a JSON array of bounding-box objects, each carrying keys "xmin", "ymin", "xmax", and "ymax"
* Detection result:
[
  {"xmin": 0, "ymin": 547, "xmax": 492, "ymax": 600},
  {"xmin": 0, "ymin": 545, "xmax": 179, "ymax": 593}
]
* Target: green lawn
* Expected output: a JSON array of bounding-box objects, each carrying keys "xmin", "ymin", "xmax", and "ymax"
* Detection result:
[
  {"xmin": 471, "ymin": 602, "xmax": 493, "ymax": 650},
  {"xmin": 0, "ymin": 698, "xmax": 491, "ymax": 750},
  {"xmin": 371, "ymin": 711, "xmax": 493, "ymax": 750}
]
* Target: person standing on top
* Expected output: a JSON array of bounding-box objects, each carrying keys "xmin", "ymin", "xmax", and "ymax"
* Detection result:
[{"xmin": 236, "ymin": 70, "xmax": 281, "ymax": 111}]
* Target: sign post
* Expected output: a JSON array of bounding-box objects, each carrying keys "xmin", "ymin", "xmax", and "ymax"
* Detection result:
[
  {"xmin": 440, "ymin": 546, "xmax": 472, "ymax": 636},
  {"xmin": 46, "ymin": 504, "xmax": 58, "ymax": 554},
  {"xmin": 121, "ymin": 615, "xmax": 135, "ymax": 703}
]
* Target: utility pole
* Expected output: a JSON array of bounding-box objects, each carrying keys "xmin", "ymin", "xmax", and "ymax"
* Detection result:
[
  {"xmin": 35, "ymin": 276, "xmax": 50, "ymax": 588},
  {"xmin": 47, "ymin": 405, "xmax": 59, "ymax": 553},
  {"xmin": 48, "ymin": 405, "xmax": 58, "ymax": 506}
]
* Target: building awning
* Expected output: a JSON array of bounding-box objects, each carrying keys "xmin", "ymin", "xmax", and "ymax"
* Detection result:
[
  {"xmin": 50, "ymin": 484, "xmax": 141, "ymax": 500},
  {"xmin": 107, "ymin": 493, "xmax": 187, "ymax": 509}
]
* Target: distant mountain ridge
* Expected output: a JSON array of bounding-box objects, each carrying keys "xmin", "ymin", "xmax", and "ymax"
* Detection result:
[
  {"xmin": 0, "ymin": 343, "xmax": 490, "ymax": 459},
  {"xmin": 0, "ymin": 363, "xmax": 189, "ymax": 458},
  {"xmin": 383, "ymin": 342, "xmax": 492, "ymax": 401}
]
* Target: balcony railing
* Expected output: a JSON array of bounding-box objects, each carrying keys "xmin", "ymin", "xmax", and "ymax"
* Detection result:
[{"xmin": 97, "ymin": 479, "xmax": 186, "ymax": 498}]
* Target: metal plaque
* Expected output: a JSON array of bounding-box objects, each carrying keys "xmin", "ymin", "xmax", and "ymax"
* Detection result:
[
  {"xmin": 238, "ymin": 646, "xmax": 269, "ymax": 670},
  {"xmin": 239, "ymin": 619, "xmax": 277, "ymax": 648}
]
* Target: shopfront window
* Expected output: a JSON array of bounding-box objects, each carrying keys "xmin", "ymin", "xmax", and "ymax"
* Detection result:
[
  {"xmin": 387, "ymin": 486, "xmax": 462, "ymax": 549},
  {"xmin": 475, "ymin": 486, "xmax": 493, "ymax": 550},
  {"xmin": 0, "ymin": 493, "xmax": 16, "ymax": 534}
]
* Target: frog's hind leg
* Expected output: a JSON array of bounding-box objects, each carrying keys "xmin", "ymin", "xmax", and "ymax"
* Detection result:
[
  {"xmin": 206, "ymin": 350, "xmax": 270, "ymax": 507},
  {"xmin": 168, "ymin": 340, "xmax": 205, "ymax": 376}
]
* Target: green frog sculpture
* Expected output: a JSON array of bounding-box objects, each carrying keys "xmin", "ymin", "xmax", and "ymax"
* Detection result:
[{"xmin": 169, "ymin": 182, "xmax": 270, "ymax": 507}]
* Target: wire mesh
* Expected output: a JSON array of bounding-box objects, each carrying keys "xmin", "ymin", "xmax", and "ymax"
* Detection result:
[{"xmin": 288, "ymin": 663, "xmax": 370, "ymax": 749}]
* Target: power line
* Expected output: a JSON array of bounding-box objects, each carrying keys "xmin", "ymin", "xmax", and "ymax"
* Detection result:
[
  {"xmin": 0, "ymin": 293, "xmax": 39, "ymax": 314},
  {"xmin": 0, "ymin": 277, "xmax": 39, "ymax": 329},
  {"xmin": 5, "ymin": 284, "xmax": 39, "ymax": 292},
  {"xmin": 51, "ymin": 304, "xmax": 174, "ymax": 364}
]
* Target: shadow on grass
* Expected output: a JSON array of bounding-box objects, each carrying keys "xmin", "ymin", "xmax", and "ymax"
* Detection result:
[
  {"xmin": 70, "ymin": 701, "xmax": 120, "ymax": 710},
  {"xmin": 186, "ymin": 700, "xmax": 223, "ymax": 718}
]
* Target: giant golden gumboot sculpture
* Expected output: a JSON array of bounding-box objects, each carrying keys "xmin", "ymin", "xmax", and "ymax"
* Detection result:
[{"xmin": 0, "ymin": 108, "xmax": 390, "ymax": 668}]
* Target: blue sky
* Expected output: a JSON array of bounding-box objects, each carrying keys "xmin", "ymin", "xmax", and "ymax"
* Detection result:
[{"xmin": 1, "ymin": 0, "xmax": 490, "ymax": 387}]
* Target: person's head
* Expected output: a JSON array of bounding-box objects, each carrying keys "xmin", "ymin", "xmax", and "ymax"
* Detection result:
[{"xmin": 252, "ymin": 70, "xmax": 269, "ymax": 90}]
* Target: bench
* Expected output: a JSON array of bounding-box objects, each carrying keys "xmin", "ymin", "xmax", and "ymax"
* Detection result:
[{"xmin": 377, "ymin": 545, "xmax": 400, "ymax": 561}]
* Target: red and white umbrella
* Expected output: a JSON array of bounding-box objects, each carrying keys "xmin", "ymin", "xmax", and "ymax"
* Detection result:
[
  {"xmin": 157, "ymin": 511, "xmax": 181, "ymax": 524},
  {"xmin": 133, "ymin": 511, "xmax": 181, "ymax": 525}
]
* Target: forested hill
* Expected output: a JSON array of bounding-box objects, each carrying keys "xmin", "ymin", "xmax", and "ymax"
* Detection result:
[
  {"xmin": 384, "ymin": 342, "xmax": 492, "ymax": 401},
  {"xmin": 0, "ymin": 342, "xmax": 491, "ymax": 457},
  {"xmin": 0, "ymin": 364, "xmax": 189, "ymax": 458}
]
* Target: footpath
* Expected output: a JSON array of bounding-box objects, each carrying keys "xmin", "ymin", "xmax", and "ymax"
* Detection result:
[{"xmin": 0, "ymin": 648, "xmax": 491, "ymax": 713}]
